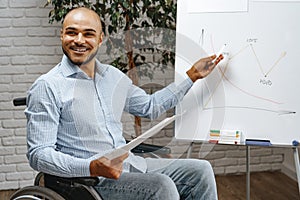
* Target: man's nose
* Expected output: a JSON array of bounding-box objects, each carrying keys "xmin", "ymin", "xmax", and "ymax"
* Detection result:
[{"xmin": 74, "ymin": 33, "xmax": 84, "ymax": 44}]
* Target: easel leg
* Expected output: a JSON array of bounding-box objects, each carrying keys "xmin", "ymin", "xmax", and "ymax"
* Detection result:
[
  {"xmin": 246, "ymin": 145, "xmax": 250, "ymax": 200},
  {"xmin": 293, "ymin": 147, "xmax": 300, "ymax": 196},
  {"xmin": 186, "ymin": 142, "xmax": 194, "ymax": 158}
]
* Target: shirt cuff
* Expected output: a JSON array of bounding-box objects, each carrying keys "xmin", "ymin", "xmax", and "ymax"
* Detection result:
[
  {"xmin": 176, "ymin": 77, "xmax": 193, "ymax": 96},
  {"xmin": 73, "ymin": 158, "xmax": 91, "ymax": 177}
]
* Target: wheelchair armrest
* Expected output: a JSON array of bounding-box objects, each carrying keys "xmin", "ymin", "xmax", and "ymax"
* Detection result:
[
  {"xmin": 13, "ymin": 97, "xmax": 27, "ymax": 106},
  {"xmin": 128, "ymin": 140, "xmax": 171, "ymax": 154},
  {"xmin": 44, "ymin": 173, "xmax": 100, "ymax": 187}
]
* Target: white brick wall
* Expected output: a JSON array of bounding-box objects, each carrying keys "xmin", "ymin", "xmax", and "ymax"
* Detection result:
[
  {"xmin": 0, "ymin": 0, "xmax": 61, "ymax": 190},
  {"xmin": 0, "ymin": 0, "xmax": 287, "ymax": 191}
]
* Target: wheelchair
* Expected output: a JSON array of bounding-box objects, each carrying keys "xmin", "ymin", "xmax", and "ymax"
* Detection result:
[{"xmin": 10, "ymin": 97, "xmax": 171, "ymax": 200}]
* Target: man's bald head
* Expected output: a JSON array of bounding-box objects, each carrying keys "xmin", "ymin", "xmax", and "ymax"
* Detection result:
[{"xmin": 63, "ymin": 7, "xmax": 102, "ymax": 33}]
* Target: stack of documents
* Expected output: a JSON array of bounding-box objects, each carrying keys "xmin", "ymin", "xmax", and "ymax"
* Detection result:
[{"xmin": 209, "ymin": 130, "xmax": 242, "ymax": 144}]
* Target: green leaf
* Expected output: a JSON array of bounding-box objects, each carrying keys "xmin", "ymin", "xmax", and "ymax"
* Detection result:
[{"xmin": 45, "ymin": 0, "xmax": 177, "ymax": 77}]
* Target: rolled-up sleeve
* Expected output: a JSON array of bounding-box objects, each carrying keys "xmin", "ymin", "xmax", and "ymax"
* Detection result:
[{"xmin": 125, "ymin": 78, "xmax": 193, "ymax": 119}]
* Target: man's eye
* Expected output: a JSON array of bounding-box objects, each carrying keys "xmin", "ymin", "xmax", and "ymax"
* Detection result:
[
  {"xmin": 66, "ymin": 31, "xmax": 76, "ymax": 35},
  {"xmin": 85, "ymin": 32, "xmax": 95, "ymax": 37}
]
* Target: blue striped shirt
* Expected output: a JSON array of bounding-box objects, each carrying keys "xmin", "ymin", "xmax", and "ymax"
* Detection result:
[{"xmin": 25, "ymin": 55, "xmax": 193, "ymax": 177}]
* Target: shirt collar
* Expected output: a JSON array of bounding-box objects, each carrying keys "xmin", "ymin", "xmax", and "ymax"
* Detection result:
[{"xmin": 60, "ymin": 55, "xmax": 109, "ymax": 79}]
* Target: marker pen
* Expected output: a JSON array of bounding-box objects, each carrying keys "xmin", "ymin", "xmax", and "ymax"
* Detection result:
[{"xmin": 213, "ymin": 44, "xmax": 227, "ymax": 63}]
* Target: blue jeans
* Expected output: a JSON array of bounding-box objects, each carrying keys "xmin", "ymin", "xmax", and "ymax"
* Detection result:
[{"xmin": 94, "ymin": 158, "xmax": 218, "ymax": 200}]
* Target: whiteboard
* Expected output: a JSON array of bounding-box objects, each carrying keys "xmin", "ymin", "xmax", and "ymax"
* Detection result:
[{"xmin": 174, "ymin": 0, "xmax": 300, "ymax": 146}]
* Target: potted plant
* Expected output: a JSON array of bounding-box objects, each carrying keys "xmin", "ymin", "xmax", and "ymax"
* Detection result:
[{"xmin": 45, "ymin": 0, "xmax": 177, "ymax": 136}]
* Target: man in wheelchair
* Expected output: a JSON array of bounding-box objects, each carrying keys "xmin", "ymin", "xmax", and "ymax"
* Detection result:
[{"xmin": 22, "ymin": 7, "xmax": 223, "ymax": 200}]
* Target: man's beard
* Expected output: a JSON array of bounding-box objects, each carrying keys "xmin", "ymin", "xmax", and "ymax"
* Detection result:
[{"xmin": 62, "ymin": 46, "xmax": 99, "ymax": 67}]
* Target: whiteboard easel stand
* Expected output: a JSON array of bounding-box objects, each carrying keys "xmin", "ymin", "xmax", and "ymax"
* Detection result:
[
  {"xmin": 292, "ymin": 141, "xmax": 300, "ymax": 196},
  {"xmin": 186, "ymin": 142, "xmax": 194, "ymax": 158},
  {"xmin": 246, "ymin": 146, "xmax": 250, "ymax": 200},
  {"xmin": 246, "ymin": 142, "xmax": 300, "ymax": 199},
  {"xmin": 185, "ymin": 141, "xmax": 300, "ymax": 198}
]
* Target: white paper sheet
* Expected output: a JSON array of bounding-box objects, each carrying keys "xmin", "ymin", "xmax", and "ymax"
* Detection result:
[{"xmin": 103, "ymin": 115, "xmax": 179, "ymax": 160}]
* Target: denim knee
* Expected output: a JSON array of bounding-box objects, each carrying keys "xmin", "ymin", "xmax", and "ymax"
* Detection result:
[
  {"xmin": 186, "ymin": 159, "xmax": 215, "ymax": 182},
  {"xmin": 151, "ymin": 174, "xmax": 180, "ymax": 200}
]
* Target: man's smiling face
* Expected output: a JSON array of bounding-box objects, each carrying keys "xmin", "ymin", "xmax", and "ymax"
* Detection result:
[{"xmin": 60, "ymin": 7, "xmax": 103, "ymax": 66}]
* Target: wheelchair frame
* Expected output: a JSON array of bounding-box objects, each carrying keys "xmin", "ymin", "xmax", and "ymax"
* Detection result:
[{"xmin": 10, "ymin": 172, "xmax": 102, "ymax": 200}]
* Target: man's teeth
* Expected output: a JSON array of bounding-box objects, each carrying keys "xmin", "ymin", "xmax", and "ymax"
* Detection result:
[{"xmin": 74, "ymin": 48, "xmax": 87, "ymax": 52}]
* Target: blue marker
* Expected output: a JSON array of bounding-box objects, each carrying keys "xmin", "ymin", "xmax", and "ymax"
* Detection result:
[
  {"xmin": 292, "ymin": 140, "xmax": 299, "ymax": 146},
  {"xmin": 245, "ymin": 139, "xmax": 271, "ymax": 146}
]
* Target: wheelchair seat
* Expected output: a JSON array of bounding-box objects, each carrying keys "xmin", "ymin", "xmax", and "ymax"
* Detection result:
[{"xmin": 43, "ymin": 173, "xmax": 102, "ymax": 200}]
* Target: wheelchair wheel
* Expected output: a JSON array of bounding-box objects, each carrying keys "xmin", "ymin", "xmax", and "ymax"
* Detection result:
[{"xmin": 10, "ymin": 186, "xmax": 64, "ymax": 200}]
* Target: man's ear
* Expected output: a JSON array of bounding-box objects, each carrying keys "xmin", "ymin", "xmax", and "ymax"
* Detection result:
[{"xmin": 98, "ymin": 32, "xmax": 104, "ymax": 47}]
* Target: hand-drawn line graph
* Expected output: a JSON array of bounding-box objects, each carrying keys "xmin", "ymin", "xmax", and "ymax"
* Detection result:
[
  {"xmin": 200, "ymin": 31, "xmax": 287, "ymax": 77},
  {"xmin": 249, "ymin": 44, "xmax": 286, "ymax": 78},
  {"xmin": 198, "ymin": 32, "xmax": 296, "ymax": 115}
]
